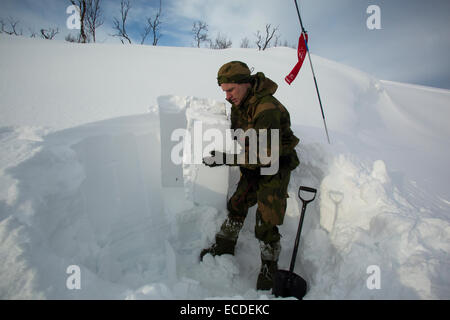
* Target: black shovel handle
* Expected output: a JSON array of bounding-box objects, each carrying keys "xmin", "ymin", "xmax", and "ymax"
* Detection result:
[{"xmin": 289, "ymin": 186, "xmax": 317, "ymax": 273}]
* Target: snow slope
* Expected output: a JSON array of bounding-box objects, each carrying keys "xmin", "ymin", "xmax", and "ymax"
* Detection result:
[{"xmin": 0, "ymin": 34, "xmax": 449, "ymax": 299}]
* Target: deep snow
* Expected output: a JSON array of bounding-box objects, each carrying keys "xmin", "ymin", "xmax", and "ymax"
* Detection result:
[{"xmin": 0, "ymin": 34, "xmax": 449, "ymax": 299}]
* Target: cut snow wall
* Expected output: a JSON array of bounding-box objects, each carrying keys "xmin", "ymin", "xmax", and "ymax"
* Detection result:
[
  {"xmin": 158, "ymin": 96, "xmax": 187, "ymax": 188},
  {"xmin": 3, "ymin": 114, "xmax": 170, "ymax": 296}
]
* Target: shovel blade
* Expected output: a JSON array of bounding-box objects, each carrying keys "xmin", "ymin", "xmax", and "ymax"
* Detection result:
[{"xmin": 272, "ymin": 270, "xmax": 307, "ymax": 300}]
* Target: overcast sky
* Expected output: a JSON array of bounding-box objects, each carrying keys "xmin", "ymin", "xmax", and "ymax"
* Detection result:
[{"xmin": 1, "ymin": 0, "xmax": 449, "ymax": 89}]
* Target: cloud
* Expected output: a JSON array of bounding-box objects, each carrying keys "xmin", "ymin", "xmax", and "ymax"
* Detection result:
[
  {"xmin": 166, "ymin": 0, "xmax": 300, "ymax": 47},
  {"xmin": 310, "ymin": 0, "xmax": 450, "ymax": 86},
  {"xmin": 0, "ymin": 0, "xmax": 68, "ymax": 34},
  {"xmin": 1, "ymin": 0, "xmax": 449, "ymax": 88}
]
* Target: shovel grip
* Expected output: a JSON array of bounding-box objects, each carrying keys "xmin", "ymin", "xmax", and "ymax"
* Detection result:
[{"xmin": 298, "ymin": 186, "xmax": 317, "ymax": 204}]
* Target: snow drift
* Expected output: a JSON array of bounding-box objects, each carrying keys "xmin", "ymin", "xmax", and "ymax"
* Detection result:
[{"xmin": 0, "ymin": 34, "xmax": 449, "ymax": 299}]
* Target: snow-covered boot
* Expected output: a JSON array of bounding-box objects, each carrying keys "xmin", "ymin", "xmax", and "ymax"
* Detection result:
[
  {"xmin": 200, "ymin": 217, "xmax": 244, "ymax": 261},
  {"xmin": 256, "ymin": 241, "xmax": 281, "ymax": 290}
]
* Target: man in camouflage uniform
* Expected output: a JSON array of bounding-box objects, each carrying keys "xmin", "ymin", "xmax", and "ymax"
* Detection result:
[{"xmin": 201, "ymin": 61, "xmax": 300, "ymax": 291}]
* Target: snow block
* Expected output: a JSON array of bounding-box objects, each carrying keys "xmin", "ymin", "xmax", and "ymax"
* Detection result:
[{"xmin": 158, "ymin": 96, "xmax": 230, "ymax": 210}]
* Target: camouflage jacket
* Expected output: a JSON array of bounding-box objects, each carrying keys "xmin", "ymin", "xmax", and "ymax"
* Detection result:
[{"xmin": 229, "ymin": 72, "xmax": 300, "ymax": 172}]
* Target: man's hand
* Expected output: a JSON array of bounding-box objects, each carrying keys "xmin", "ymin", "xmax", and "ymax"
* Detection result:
[{"xmin": 203, "ymin": 150, "xmax": 225, "ymax": 167}]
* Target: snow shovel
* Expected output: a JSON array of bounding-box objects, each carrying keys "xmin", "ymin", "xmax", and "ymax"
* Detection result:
[{"xmin": 272, "ymin": 186, "xmax": 317, "ymax": 300}]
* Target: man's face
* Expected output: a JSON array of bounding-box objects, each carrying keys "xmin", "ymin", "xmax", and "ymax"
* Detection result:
[{"xmin": 221, "ymin": 83, "xmax": 251, "ymax": 106}]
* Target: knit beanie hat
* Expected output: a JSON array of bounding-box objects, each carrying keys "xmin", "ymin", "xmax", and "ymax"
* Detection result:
[{"xmin": 217, "ymin": 61, "xmax": 252, "ymax": 86}]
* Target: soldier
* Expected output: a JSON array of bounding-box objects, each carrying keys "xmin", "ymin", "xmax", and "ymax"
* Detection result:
[{"xmin": 201, "ymin": 61, "xmax": 300, "ymax": 291}]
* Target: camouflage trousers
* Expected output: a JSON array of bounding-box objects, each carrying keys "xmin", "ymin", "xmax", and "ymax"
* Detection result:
[{"xmin": 218, "ymin": 166, "xmax": 291, "ymax": 245}]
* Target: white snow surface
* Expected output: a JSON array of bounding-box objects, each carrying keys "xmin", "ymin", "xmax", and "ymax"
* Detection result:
[{"xmin": 0, "ymin": 35, "xmax": 449, "ymax": 299}]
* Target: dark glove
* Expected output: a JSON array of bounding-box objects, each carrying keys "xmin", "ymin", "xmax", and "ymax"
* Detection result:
[{"xmin": 202, "ymin": 150, "xmax": 226, "ymax": 167}]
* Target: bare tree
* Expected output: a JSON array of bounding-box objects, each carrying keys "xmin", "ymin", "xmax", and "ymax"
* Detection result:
[
  {"xmin": 273, "ymin": 33, "xmax": 281, "ymax": 47},
  {"xmin": 40, "ymin": 28, "xmax": 59, "ymax": 40},
  {"xmin": 140, "ymin": 26, "xmax": 150, "ymax": 45},
  {"xmin": 141, "ymin": 0, "xmax": 162, "ymax": 45},
  {"xmin": 0, "ymin": 17, "xmax": 22, "ymax": 36},
  {"xmin": 28, "ymin": 28, "xmax": 37, "ymax": 38},
  {"xmin": 254, "ymin": 30, "xmax": 263, "ymax": 50},
  {"xmin": 9, "ymin": 18, "xmax": 22, "ymax": 36},
  {"xmin": 113, "ymin": 0, "xmax": 132, "ymax": 44},
  {"xmin": 240, "ymin": 37, "xmax": 250, "ymax": 48},
  {"xmin": 70, "ymin": 1, "xmax": 89, "ymax": 43},
  {"xmin": 86, "ymin": 0, "xmax": 103, "ymax": 43},
  {"xmin": 192, "ymin": 20, "xmax": 208, "ymax": 48},
  {"xmin": 210, "ymin": 33, "xmax": 232, "ymax": 49},
  {"xmin": 254, "ymin": 24, "xmax": 279, "ymax": 51},
  {"xmin": 65, "ymin": 33, "xmax": 79, "ymax": 42}
]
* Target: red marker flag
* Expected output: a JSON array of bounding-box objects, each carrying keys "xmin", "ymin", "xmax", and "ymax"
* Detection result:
[{"xmin": 285, "ymin": 33, "xmax": 308, "ymax": 85}]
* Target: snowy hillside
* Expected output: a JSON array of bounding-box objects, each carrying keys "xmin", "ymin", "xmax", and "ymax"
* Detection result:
[{"xmin": 0, "ymin": 34, "xmax": 449, "ymax": 299}]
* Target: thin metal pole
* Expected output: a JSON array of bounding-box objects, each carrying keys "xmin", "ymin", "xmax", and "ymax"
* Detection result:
[{"xmin": 294, "ymin": 0, "xmax": 331, "ymax": 144}]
